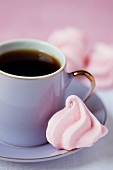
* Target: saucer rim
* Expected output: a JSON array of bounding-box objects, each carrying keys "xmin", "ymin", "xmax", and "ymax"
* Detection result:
[
  {"xmin": 0, "ymin": 147, "xmax": 80, "ymax": 162},
  {"xmin": 0, "ymin": 83, "xmax": 107, "ymax": 162}
]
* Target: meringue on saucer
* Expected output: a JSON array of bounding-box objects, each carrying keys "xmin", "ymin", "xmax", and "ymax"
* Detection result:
[{"xmin": 46, "ymin": 95, "xmax": 108, "ymax": 150}]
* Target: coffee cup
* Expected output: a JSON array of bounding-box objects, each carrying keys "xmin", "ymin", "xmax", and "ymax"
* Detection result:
[{"xmin": 0, "ymin": 39, "xmax": 95, "ymax": 147}]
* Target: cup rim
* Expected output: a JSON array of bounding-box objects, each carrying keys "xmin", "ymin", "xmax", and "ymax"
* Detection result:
[{"xmin": 0, "ymin": 39, "xmax": 66, "ymax": 80}]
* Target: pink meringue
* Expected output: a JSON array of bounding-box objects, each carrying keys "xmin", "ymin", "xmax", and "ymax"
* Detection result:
[
  {"xmin": 47, "ymin": 27, "xmax": 88, "ymax": 72},
  {"xmin": 86, "ymin": 43, "xmax": 113, "ymax": 89},
  {"xmin": 46, "ymin": 95, "xmax": 108, "ymax": 150}
]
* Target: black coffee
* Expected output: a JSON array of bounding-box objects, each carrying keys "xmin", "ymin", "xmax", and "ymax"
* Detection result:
[{"xmin": 0, "ymin": 50, "xmax": 61, "ymax": 77}]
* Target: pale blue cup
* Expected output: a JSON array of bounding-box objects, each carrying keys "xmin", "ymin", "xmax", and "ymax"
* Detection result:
[{"xmin": 0, "ymin": 39, "xmax": 95, "ymax": 147}]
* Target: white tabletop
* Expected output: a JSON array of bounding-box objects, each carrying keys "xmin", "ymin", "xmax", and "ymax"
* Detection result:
[{"xmin": 0, "ymin": 89, "xmax": 113, "ymax": 170}]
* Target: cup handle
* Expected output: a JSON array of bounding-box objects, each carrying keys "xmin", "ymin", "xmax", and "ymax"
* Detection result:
[{"xmin": 71, "ymin": 70, "xmax": 96, "ymax": 102}]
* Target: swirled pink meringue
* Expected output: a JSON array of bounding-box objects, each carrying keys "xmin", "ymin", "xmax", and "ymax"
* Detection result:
[
  {"xmin": 47, "ymin": 27, "xmax": 88, "ymax": 72},
  {"xmin": 86, "ymin": 43, "xmax": 113, "ymax": 89},
  {"xmin": 46, "ymin": 95, "xmax": 108, "ymax": 150}
]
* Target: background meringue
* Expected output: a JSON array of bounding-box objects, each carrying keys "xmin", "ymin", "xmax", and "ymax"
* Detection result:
[
  {"xmin": 86, "ymin": 43, "xmax": 113, "ymax": 89},
  {"xmin": 48, "ymin": 27, "xmax": 113, "ymax": 89},
  {"xmin": 48, "ymin": 27, "xmax": 88, "ymax": 72}
]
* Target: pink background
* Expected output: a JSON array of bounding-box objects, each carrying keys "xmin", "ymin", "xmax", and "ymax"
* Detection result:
[{"xmin": 0, "ymin": 0, "xmax": 113, "ymax": 44}]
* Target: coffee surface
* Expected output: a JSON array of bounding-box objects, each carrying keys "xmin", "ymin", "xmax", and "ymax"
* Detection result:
[{"xmin": 0, "ymin": 50, "xmax": 61, "ymax": 77}]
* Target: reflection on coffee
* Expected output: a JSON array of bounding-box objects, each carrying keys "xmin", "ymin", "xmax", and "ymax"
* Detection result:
[{"xmin": 0, "ymin": 50, "xmax": 61, "ymax": 77}]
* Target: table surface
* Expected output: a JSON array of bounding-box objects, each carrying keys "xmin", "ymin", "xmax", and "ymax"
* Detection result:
[{"xmin": 0, "ymin": 0, "xmax": 113, "ymax": 169}]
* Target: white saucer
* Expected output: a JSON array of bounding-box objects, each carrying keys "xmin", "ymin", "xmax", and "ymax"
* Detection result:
[{"xmin": 0, "ymin": 80, "xmax": 107, "ymax": 163}]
